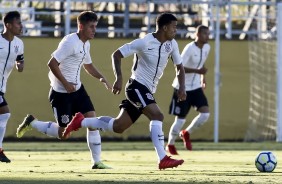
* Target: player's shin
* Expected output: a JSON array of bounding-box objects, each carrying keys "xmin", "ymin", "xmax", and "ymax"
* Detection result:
[
  {"xmin": 149, "ymin": 120, "xmax": 166, "ymax": 161},
  {"xmin": 87, "ymin": 129, "xmax": 101, "ymax": 164},
  {"xmin": 186, "ymin": 113, "xmax": 210, "ymax": 133},
  {"xmin": 0, "ymin": 113, "xmax": 10, "ymax": 148},
  {"xmin": 168, "ymin": 117, "xmax": 186, "ymax": 145}
]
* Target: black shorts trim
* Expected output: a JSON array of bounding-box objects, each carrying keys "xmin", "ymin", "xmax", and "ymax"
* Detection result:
[
  {"xmin": 169, "ymin": 88, "xmax": 208, "ymax": 117},
  {"xmin": 49, "ymin": 84, "xmax": 94, "ymax": 127}
]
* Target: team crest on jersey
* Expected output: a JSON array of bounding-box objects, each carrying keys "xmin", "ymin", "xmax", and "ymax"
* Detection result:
[
  {"xmin": 61, "ymin": 115, "xmax": 70, "ymax": 124},
  {"xmin": 14, "ymin": 45, "xmax": 19, "ymax": 54},
  {"xmin": 164, "ymin": 43, "xmax": 171, "ymax": 53}
]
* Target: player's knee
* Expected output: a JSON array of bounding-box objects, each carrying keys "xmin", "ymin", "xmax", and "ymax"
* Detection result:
[
  {"xmin": 199, "ymin": 112, "xmax": 210, "ymax": 124},
  {"xmin": 151, "ymin": 112, "xmax": 164, "ymax": 121}
]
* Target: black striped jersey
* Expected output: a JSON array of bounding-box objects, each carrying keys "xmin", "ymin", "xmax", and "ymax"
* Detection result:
[
  {"xmin": 0, "ymin": 34, "xmax": 24, "ymax": 93},
  {"xmin": 172, "ymin": 42, "xmax": 210, "ymax": 91},
  {"xmin": 48, "ymin": 33, "xmax": 92, "ymax": 93},
  {"xmin": 118, "ymin": 33, "xmax": 182, "ymax": 93}
]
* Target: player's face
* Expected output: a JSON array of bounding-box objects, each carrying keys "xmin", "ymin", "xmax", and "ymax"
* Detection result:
[
  {"xmin": 164, "ymin": 21, "xmax": 177, "ymax": 40},
  {"xmin": 7, "ymin": 18, "xmax": 23, "ymax": 36},
  {"xmin": 197, "ymin": 29, "xmax": 209, "ymax": 44},
  {"xmin": 81, "ymin": 21, "xmax": 97, "ymax": 40}
]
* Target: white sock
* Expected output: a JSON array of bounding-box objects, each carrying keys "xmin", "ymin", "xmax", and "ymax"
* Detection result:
[
  {"xmin": 168, "ymin": 117, "xmax": 186, "ymax": 145},
  {"xmin": 87, "ymin": 129, "xmax": 101, "ymax": 164},
  {"xmin": 0, "ymin": 113, "xmax": 10, "ymax": 148},
  {"xmin": 31, "ymin": 120, "xmax": 59, "ymax": 138},
  {"xmin": 82, "ymin": 116, "xmax": 114, "ymax": 132},
  {"xmin": 149, "ymin": 120, "xmax": 166, "ymax": 161},
  {"xmin": 186, "ymin": 113, "xmax": 210, "ymax": 134}
]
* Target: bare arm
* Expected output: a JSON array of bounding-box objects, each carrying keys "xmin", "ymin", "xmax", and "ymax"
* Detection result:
[
  {"xmin": 47, "ymin": 57, "xmax": 75, "ymax": 93},
  {"xmin": 184, "ymin": 66, "xmax": 207, "ymax": 74},
  {"xmin": 83, "ymin": 63, "xmax": 112, "ymax": 90},
  {"xmin": 111, "ymin": 49, "xmax": 124, "ymax": 95},
  {"xmin": 176, "ymin": 63, "xmax": 187, "ymax": 101}
]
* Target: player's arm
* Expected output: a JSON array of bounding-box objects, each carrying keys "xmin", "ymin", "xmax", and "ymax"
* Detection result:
[
  {"xmin": 184, "ymin": 66, "xmax": 207, "ymax": 74},
  {"xmin": 83, "ymin": 63, "xmax": 112, "ymax": 90},
  {"xmin": 48, "ymin": 57, "xmax": 75, "ymax": 93},
  {"xmin": 111, "ymin": 49, "xmax": 124, "ymax": 95},
  {"xmin": 15, "ymin": 54, "xmax": 24, "ymax": 72},
  {"xmin": 175, "ymin": 63, "xmax": 186, "ymax": 101}
]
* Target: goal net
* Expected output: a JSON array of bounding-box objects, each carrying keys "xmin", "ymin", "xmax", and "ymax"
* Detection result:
[{"xmin": 245, "ymin": 2, "xmax": 281, "ymax": 141}]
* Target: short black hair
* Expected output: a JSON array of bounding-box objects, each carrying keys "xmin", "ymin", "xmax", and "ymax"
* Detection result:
[
  {"xmin": 196, "ymin": 25, "xmax": 209, "ymax": 34},
  {"xmin": 3, "ymin": 11, "xmax": 21, "ymax": 25},
  {"xmin": 156, "ymin": 13, "xmax": 177, "ymax": 29},
  {"xmin": 77, "ymin": 11, "xmax": 98, "ymax": 25}
]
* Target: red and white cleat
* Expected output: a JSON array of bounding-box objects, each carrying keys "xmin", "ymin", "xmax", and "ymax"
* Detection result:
[{"xmin": 62, "ymin": 112, "xmax": 84, "ymax": 138}]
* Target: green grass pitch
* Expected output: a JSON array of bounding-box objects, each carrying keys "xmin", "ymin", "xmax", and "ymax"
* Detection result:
[{"xmin": 0, "ymin": 142, "xmax": 281, "ymax": 184}]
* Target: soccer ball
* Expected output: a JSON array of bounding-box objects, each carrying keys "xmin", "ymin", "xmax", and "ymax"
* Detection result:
[{"xmin": 255, "ymin": 151, "xmax": 277, "ymax": 172}]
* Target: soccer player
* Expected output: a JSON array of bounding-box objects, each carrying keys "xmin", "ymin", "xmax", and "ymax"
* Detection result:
[
  {"xmin": 0, "ymin": 11, "xmax": 24, "ymax": 163},
  {"xmin": 63, "ymin": 13, "xmax": 187, "ymax": 170},
  {"xmin": 166, "ymin": 25, "xmax": 210, "ymax": 155},
  {"xmin": 16, "ymin": 11, "xmax": 112, "ymax": 169}
]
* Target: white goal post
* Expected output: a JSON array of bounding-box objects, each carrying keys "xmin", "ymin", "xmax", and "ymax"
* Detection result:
[{"xmin": 276, "ymin": 2, "xmax": 282, "ymax": 142}]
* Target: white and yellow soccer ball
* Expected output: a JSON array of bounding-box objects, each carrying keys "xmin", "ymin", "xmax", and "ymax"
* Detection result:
[{"xmin": 255, "ymin": 151, "xmax": 277, "ymax": 172}]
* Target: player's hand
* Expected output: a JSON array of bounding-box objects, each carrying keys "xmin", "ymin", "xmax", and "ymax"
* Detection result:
[
  {"xmin": 64, "ymin": 82, "xmax": 76, "ymax": 93},
  {"xmin": 177, "ymin": 88, "xmax": 186, "ymax": 102},
  {"xmin": 100, "ymin": 78, "xmax": 112, "ymax": 90},
  {"xmin": 16, "ymin": 61, "xmax": 24, "ymax": 72},
  {"xmin": 112, "ymin": 78, "xmax": 122, "ymax": 95},
  {"xmin": 202, "ymin": 78, "xmax": 207, "ymax": 89},
  {"xmin": 198, "ymin": 66, "xmax": 208, "ymax": 75}
]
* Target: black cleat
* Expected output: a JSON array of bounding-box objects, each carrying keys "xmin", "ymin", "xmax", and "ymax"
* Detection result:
[{"xmin": 0, "ymin": 150, "xmax": 11, "ymax": 163}]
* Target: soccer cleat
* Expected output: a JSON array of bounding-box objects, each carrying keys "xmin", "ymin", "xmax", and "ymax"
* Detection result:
[
  {"xmin": 158, "ymin": 155, "xmax": 184, "ymax": 170},
  {"xmin": 0, "ymin": 150, "xmax": 11, "ymax": 163},
  {"xmin": 166, "ymin": 144, "xmax": 179, "ymax": 155},
  {"xmin": 92, "ymin": 162, "xmax": 112, "ymax": 169},
  {"xmin": 16, "ymin": 114, "xmax": 36, "ymax": 138},
  {"xmin": 179, "ymin": 130, "xmax": 192, "ymax": 151},
  {"xmin": 62, "ymin": 112, "xmax": 84, "ymax": 138}
]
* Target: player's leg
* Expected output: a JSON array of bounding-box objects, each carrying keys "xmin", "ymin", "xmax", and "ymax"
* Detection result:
[
  {"xmin": 143, "ymin": 103, "xmax": 184, "ymax": 169},
  {"xmin": 16, "ymin": 88, "xmax": 66, "ymax": 139},
  {"xmin": 185, "ymin": 88, "xmax": 210, "ymax": 134},
  {"xmin": 74, "ymin": 85, "xmax": 111, "ymax": 169},
  {"xmin": 180, "ymin": 88, "xmax": 210, "ymax": 150},
  {"xmin": 167, "ymin": 89, "xmax": 190, "ymax": 154},
  {"xmin": 0, "ymin": 97, "xmax": 11, "ymax": 163}
]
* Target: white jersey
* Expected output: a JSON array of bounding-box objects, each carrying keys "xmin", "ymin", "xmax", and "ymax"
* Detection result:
[
  {"xmin": 119, "ymin": 33, "xmax": 182, "ymax": 93},
  {"xmin": 172, "ymin": 42, "xmax": 210, "ymax": 91},
  {"xmin": 49, "ymin": 33, "xmax": 92, "ymax": 93},
  {"xmin": 0, "ymin": 34, "xmax": 24, "ymax": 93}
]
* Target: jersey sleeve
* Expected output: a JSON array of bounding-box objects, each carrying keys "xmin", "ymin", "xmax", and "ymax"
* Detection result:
[
  {"xmin": 84, "ymin": 42, "xmax": 92, "ymax": 64},
  {"xmin": 118, "ymin": 38, "xmax": 145, "ymax": 58},
  {"xmin": 51, "ymin": 37, "xmax": 74, "ymax": 63},
  {"xmin": 171, "ymin": 40, "xmax": 182, "ymax": 65},
  {"xmin": 181, "ymin": 43, "xmax": 193, "ymax": 66}
]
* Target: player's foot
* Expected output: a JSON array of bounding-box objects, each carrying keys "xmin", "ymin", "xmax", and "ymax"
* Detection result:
[
  {"xmin": 0, "ymin": 150, "xmax": 11, "ymax": 163},
  {"xmin": 62, "ymin": 112, "xmax": 84, "ymax": 138},
  {"xmin": 166, "ymin": 144, "xmax": 179, "ymax": 155},
  {"xmin": 16, "ymin": 114, "xmax": 36, "ymax": 138},
  {"xmin": 92, "ymin": 161, "xmax": 112, "ymax": 169},
  {"xmin": 158, "ymin": 155, "xmax": 184, "ymax": 170},
  {"xmin": 179, "ymin": 130, "xmax": 192, "ymax": 151}
]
